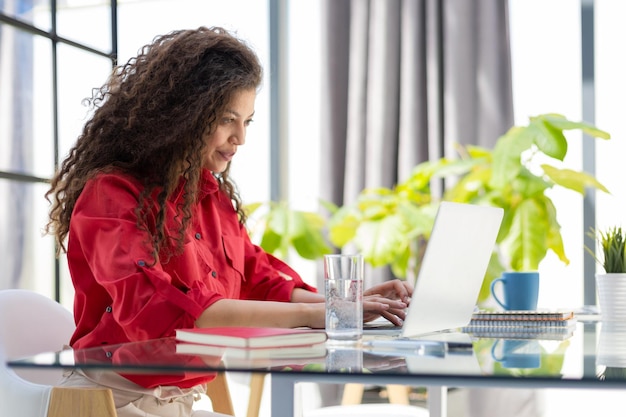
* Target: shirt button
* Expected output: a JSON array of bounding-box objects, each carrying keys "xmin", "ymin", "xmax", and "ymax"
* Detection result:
[
  {"xmin": 195, "ymin": 233, "xmax": 201, "ymax": 240},
  {"xmin": 105, "ymin": 306, "xmax": 112, "ymax": 313},
  {"xmin": 105, "ymin": 351, "xmax": 112, "ymax": 358},
  {"xmin": 211, "ymin": 271, "xmax": 217, "ymax": 278},
  {"xmin": 137, "ymin": 260, "xmax": 146, "ymax": 267}
]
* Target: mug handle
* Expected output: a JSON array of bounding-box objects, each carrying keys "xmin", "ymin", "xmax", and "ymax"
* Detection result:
[
  {"xmin": 490, "ymin": 339, "xmax": 504, "ymax": 361},
  {"xmin": 490, "ymin": 277, "xmax": 508, "ymax": 309}
]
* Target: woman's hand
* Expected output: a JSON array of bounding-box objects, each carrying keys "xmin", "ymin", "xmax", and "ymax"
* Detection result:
[{"xmin": 363, "ymin": 279, "xmax": 413, "ymax": 325}]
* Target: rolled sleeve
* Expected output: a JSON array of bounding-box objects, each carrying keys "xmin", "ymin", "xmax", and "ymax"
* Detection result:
[{"xmin": 239, "ymin": 243, "xmax": 316, "ymax": 301}]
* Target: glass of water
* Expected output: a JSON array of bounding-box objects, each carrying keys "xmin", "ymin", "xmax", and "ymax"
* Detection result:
[{"xmin": 324, "ymin": 254, "xmax": 363, "ymax": 344}]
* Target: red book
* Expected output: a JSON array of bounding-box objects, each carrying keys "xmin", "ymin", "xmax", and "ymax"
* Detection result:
[{"xmin": 175, "ymin": 326, "xmax": 327, "ymax": 348}]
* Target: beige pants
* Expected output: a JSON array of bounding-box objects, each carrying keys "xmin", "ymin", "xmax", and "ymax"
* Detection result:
[{"xmin": 61, "ymin": 369, "xmax": 226, "ymax": 417}]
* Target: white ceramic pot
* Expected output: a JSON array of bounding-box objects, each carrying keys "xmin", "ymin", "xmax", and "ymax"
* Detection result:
[{"xmin": 596, "ymin": 273, "xmax": 626, "ymax": 321}]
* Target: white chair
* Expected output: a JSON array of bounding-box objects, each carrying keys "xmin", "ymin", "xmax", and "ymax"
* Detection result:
[
  {"xmin": 0, "ymin": 289, "xmax": 116, "ymax": 417},
  {"xmin": 0, "ymin": 289, "xmax": 236, "ymax": 417}
]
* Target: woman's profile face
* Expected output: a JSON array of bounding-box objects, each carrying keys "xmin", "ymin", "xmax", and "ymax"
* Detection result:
[{"xmin": 202, "ymin": 89, "xmax": 256, "ymax": 173}]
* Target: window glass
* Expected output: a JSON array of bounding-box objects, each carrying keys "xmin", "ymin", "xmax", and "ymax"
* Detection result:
[
  {"xmin": 286, "ymin": 1, "xmax": 322, "ymax": 285},
  {"xmin": 0, "ymin": 25, "xmax": 54, "ymax": 178},
  {"xmin": 56, "ymin": 42, "xmax": 113, "ymax": 164},
  {"xmin": 509, "ymin": 0, "xmax": 583, "ymax": 308},
  {"xmin": 596, "ymin": 0, "xmax": 626, "ymax": 231},
  {"xmin": 1, "ymin": 0, "xmax": 50, "ymax": 31},
  {"xmin": 56, "ymin": 1, "xmax": 112, "ymax": 53},
  {"xmin": 0, "ymin": 179, "xmax": 55, "ymax": 297}
]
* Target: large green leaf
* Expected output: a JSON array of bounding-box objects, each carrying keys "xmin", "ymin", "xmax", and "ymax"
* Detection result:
[
  {"xmin": 430, "ymin": 158, "xmax": 481, "ymax": 179},
  {"xmin": 503, "ymin": 198, "xmax": 550, "ymax": 271},
  {"xmin": 465, "ymin": 145, "xmax": 494, "ymax": 160},
  {"xmin": 318, "ymin": 198, "xmax": 340, "ymax": 215},
  {"xmin": 259, "ymin": 228, "xmax": 283, "ymax": 255},
  {"xmin": 355, "ymin": 215, "xmax": 408, "ymax": 267},
  {"xmin": 511, "ymin": 167, "xmax": 550, "ymax": 198},
  {"xmin": 291, "ymin": 228, "xmax": 332, "ymax": 260},
  {"xmin": 267, "ymin": 203, "xmax": 289, "ymax": 236},
  {"xmin": 244, "ymin": 202, "xmax": 263, "ymax": 216},
  {"xmin": 405, "ymin": 159, "xmax": 448, "ymax": 190},
  {"xmin": 397, "ymin": 201, "xmax": 436, "ymax": 239},
  {"xmin": 542, "ymin": 164, "xmax": 610, "ymax": 194},
  {"xmin": 287, "ymin": 211, "xmax": 332, "ymax": 259},
  {"xmin": 490, "ymin": 126, "xmax": 534, "ymax": 189},
  {"xmin": 496, "ymin": 202, "xmax": 515, "ymax": 244},
  {"xmin": 327, "ymin": 206, "xmax": 361, "ymax": 247},
  {"xmin": 444, "ymin": 165, "xmax": 494, "ymax": 204},
  {"xmin": 477, "ymin": 251, "xmax": 505, "ymax": 304},
  {"xmin": 247, "ymin": 201, "xmax": 332, "ymax": 260},
  {"xmin": 531, "ymin": 117, "xmax": 568, "ymax": 161},
  {"xmin": 355, "ymin": 188, "xmax": 398, "ymax": 221},
  {"xmin": 541, "ymin": 113, "xmax": 611, "ymax": 139},
  {"xmin": 543, "ymin": 196, "xmax": 569, "ymax": 265},
  {"xmin": 287, "ymin": 209, "xmax": 307, "ymax": 236},
  {"xmin": 390, "ymin": 244, "xmax": 412, "ymax": 280}
]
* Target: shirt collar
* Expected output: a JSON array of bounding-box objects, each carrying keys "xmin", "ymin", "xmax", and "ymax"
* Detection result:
[
  {"xmin": 171, "ymin": 169, "xmax": 219, "ymax": 203},
  {"xmin": 199, "ymin": 169, "xmax": 219, "ymax": 198}
]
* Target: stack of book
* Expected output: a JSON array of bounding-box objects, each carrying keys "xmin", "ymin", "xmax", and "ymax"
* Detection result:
[{"xmin": 461, "ymin": 310, "xmax": 577, "ymax": 340}]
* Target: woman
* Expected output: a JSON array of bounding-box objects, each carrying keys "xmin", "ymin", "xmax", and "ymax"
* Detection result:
[{"xmin": 45, "ymin": 26, "xmax": 412, "ymax": 417}]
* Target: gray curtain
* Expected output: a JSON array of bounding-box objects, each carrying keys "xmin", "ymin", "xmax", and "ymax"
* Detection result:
[{"xmin": 320, "ymin": 0, "xmax": 514, "ymax": 287}]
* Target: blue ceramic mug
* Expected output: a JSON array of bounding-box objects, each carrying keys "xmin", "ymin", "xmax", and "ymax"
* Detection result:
[{"xmin": 490, "ymin": 271, "xmax": 539, "ymax": 310}]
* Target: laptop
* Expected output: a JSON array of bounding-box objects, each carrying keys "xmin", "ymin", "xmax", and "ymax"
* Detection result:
[{"xmin": 364, "ymin": 201, "xmax": 504, "ymax": 338}]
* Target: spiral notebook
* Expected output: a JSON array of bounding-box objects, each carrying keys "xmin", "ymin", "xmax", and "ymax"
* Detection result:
[
  {"xmin": 364, "ymin": 202, "xmax": 504, "ymax": 338},
  {"xmin": 461, "ymin": 309, "xmax": 577, "ymax": 340},
  {"xmin": 470, "ymin": 310, "xmax": 575, "ymax": 321}
]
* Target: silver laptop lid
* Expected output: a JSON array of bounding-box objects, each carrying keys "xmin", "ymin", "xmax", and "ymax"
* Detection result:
[{"xmin": 400, "ymin": 202, "xmax": 503, "ymax": 337}]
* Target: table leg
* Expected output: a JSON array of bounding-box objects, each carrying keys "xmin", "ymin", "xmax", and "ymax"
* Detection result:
[
  {"xmin": 427, "ymin": 386, "xmax": 447, "ymax": 417},
  {"xmin": 271, "ymin": 373, "xmax": 295, "ymax": 417},
  {"xmin": 247, "ymin": 373, "xmax": 266, "ymax": 417}
]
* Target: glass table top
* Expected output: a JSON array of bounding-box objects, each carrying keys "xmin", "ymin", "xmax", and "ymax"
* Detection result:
[{"xmin": 7, "ymin": 321, "xmax": 626, "ymax": 387}]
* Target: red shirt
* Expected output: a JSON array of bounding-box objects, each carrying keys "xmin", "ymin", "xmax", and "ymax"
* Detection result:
[{"xmin": 67, "ymin": 169, "xmax": 316, "ymax": 388}]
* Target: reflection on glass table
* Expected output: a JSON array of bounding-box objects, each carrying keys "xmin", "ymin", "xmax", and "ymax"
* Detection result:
[
  {"xmin": 8, "ymin": 321, "xmax": 626, "ymax": 417},
  {"xmin": 9, "ymin": 322, "xmax": 626, "ymax": 417}
]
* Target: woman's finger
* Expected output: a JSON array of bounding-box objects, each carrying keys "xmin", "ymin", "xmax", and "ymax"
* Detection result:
[{"xmin": 363, "ymin": 295, "xmax": 407, "ymax": 310}]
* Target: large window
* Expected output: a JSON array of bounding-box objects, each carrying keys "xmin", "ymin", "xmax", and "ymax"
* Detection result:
[{"xmin": 0, "ymin": 0, "xmax": 115, "ymax": 304}]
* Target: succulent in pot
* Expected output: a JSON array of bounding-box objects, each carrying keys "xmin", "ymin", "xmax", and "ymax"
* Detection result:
[{"xmin": 589, "ymin": 226, "xmax": 626, "ymax": 322}]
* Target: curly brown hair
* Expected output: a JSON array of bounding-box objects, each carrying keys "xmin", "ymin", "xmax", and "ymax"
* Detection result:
[{"xmin": 45, "ymin": 26, "xmax": 263, "ymax": 261}]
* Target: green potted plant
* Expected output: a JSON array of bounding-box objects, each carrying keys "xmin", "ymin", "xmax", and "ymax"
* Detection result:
[
  {"xmin": 589, "ymin": 226, "xmax": 626, "ymax": 321},
  {"xmin": 326, "ymin": 113, "xmax": 611, "ymax": 303},
  {"xmin": 585, "ymin": 227, "xmax": 626, "ymax": 380},
  {"xmin": 245, "ymin": 113, "xmax": 611, "ymax": 306},
  {"xmin": 592, "ymin": 226, "xmax": 626, "ymax": 274}
]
